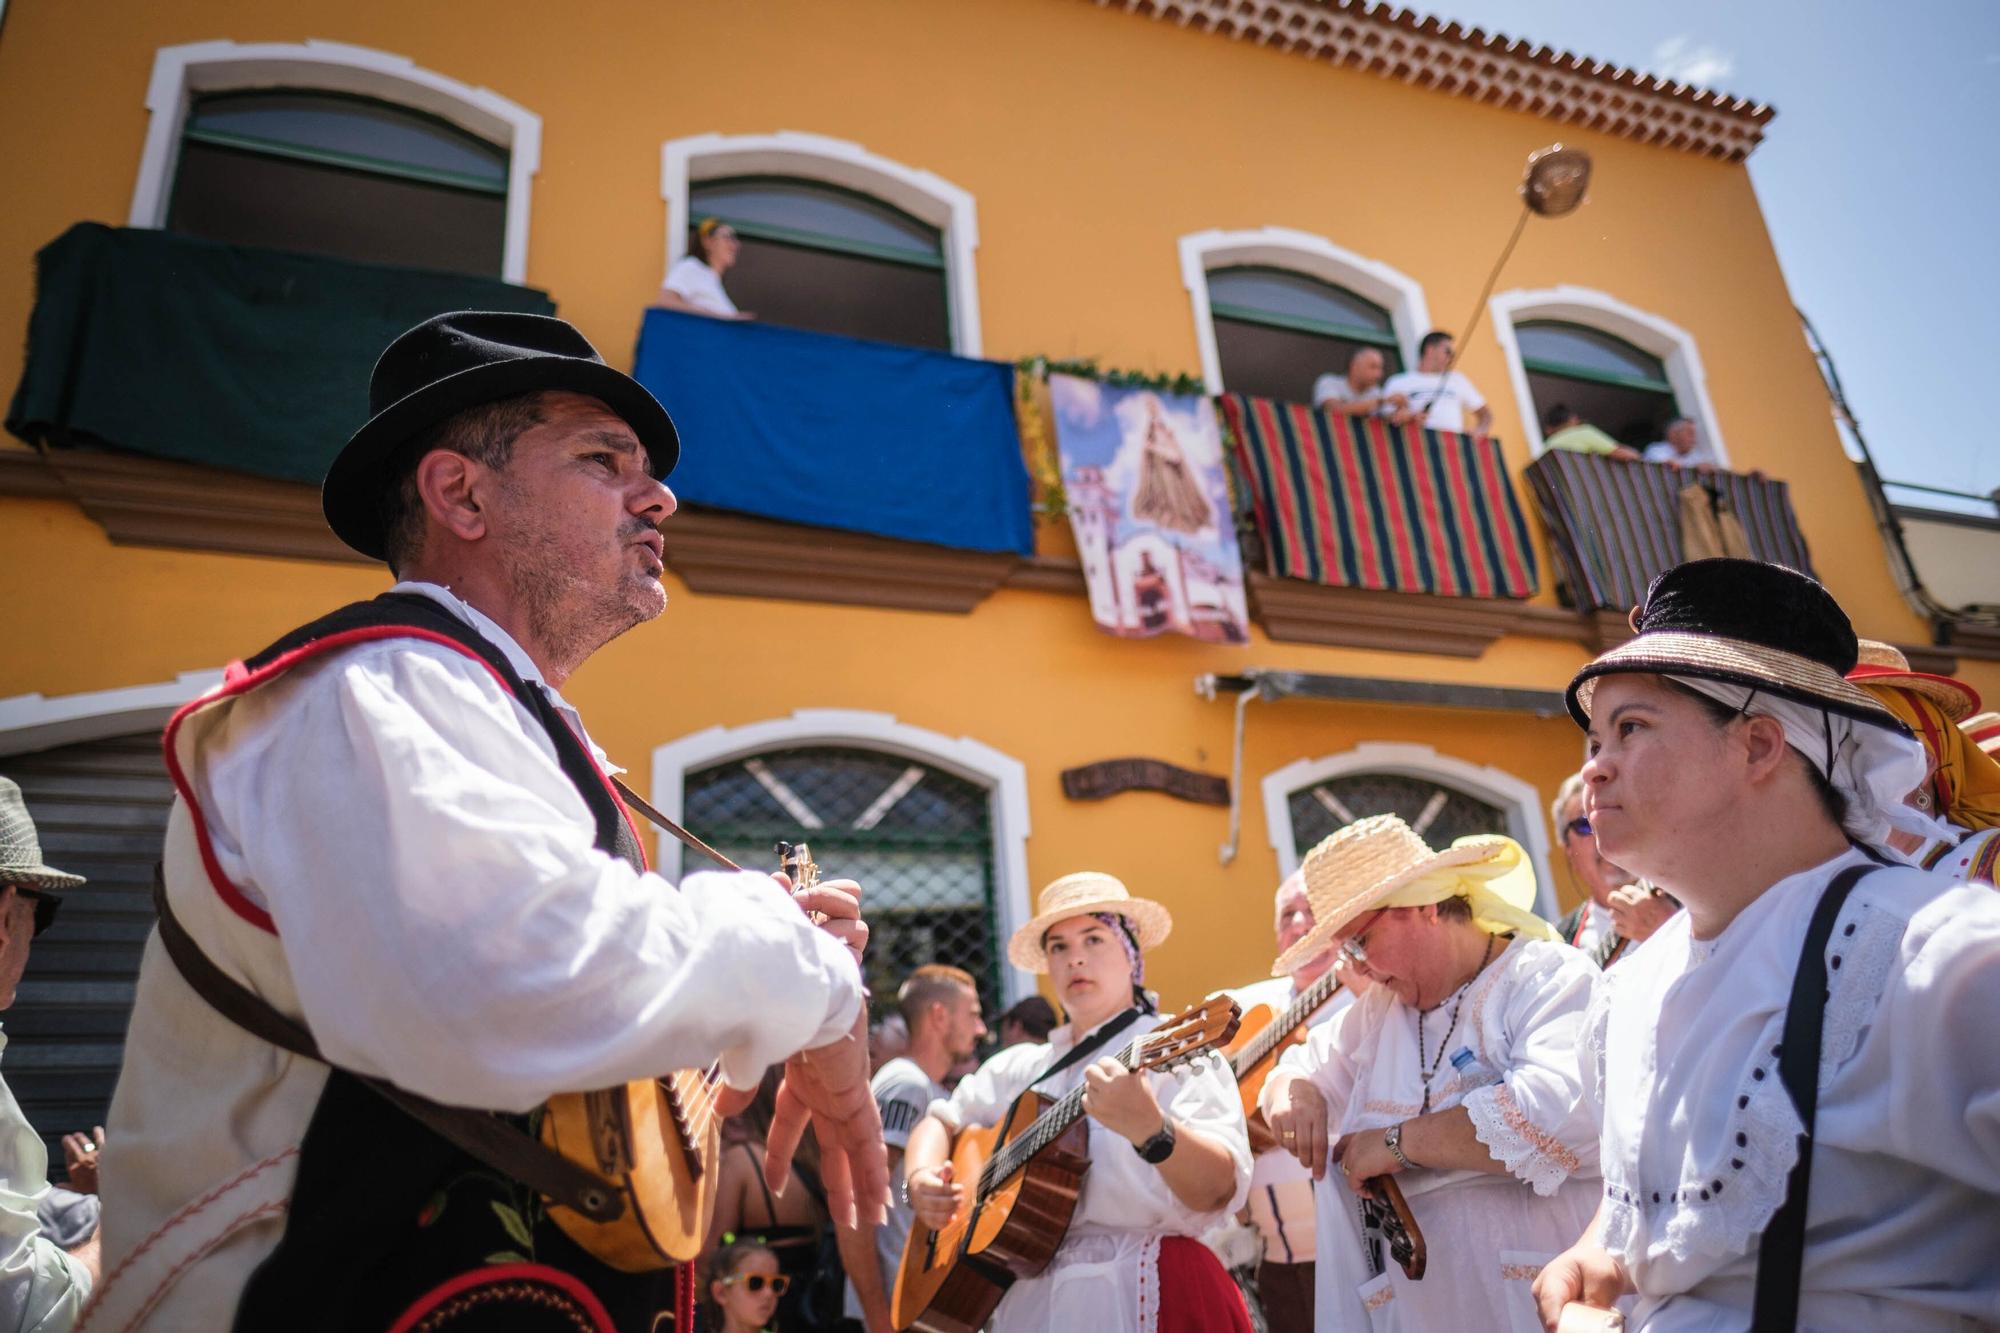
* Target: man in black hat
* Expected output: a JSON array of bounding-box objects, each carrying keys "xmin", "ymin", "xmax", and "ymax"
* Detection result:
[
  {"xmin": 0, "ymin": 777, "xmax": 95, "ymax": 1326},
  {"xmin": 95, "ymin": 313, "xmax": 886, "ymax": 1330},
  {"xmin": 1532, "ymin": 559, "xmax": 2000, "ymax": 1331}
]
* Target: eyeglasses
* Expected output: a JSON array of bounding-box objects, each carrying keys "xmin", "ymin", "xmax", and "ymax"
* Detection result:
[
  {"xmin": 6, "ymin": 886, "xmax": 59, "ymax": 938},
  {"xmin": 1562, "ymin": 816, "xmax": 1593, "ymax": 841},
  {"xmin": 722, "ymin": 1273, "xmax": 790, "ymax": 1296},
  {"xmin": 1338, "ymin": 910, "xmax": 1386, "ymax": 967}
]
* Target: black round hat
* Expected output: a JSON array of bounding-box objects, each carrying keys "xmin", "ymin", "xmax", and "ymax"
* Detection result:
[
  {"xmin": 1565, "ymin": 558, "xmax": 1905, "ymax": 732},
  {"xmin": 323, "ymin": 311, "xmax": 680, "ymax": 560}
]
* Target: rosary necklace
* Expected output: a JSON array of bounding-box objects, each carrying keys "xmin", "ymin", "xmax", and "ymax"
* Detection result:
[{"xmin": 1417, "ymin": 933, "xmax": 1496, "ymax": 1114}]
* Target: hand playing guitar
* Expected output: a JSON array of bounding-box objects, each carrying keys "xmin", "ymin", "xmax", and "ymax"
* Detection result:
[{"xmin": 755, "ymin": 872, "xmax": 891, "ymax": 1230}]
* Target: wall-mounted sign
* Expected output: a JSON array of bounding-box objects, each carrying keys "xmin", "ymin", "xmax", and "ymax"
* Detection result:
[{"xmin": 1061, "ymin": 758, "xmax": 1230, "ymax": 806}]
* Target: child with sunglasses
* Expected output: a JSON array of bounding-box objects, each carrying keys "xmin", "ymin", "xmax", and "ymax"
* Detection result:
[{"xmin": 706, "ymin": 1239, "xmax": 789, "ymax": 1333}]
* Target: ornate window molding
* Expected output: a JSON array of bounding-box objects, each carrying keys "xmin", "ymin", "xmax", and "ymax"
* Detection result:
[
  {"xmin": 1261, "ymin": 741, "xmax": 1561, "ymax": 921},
  {"xmin": 650, "ymin": 709, "xmax": 1034, "ymax": 1001},
  {"xmin": 130, "ymin": 39, "xmax": 542, "ymax": 283},
  {"xmin": 660, "ymin": 131, "xmax": 984, "ymax": 356},
  {"xmin": 1180, "ymin": 226, "xmax": 1431, "ymax": 393},
  {"xmin": 1491, "ymin": 285, "xmax": 1731, "ymax": 466}
]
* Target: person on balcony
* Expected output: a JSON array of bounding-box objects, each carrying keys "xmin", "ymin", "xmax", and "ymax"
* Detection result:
[
  {"xmin": 1261, "ymin": 815, "xmax": 1601, "ymax": 1330},
  {"xmin": 1532, "ymin": 558, "xmax": 2000, "ymax": 1331},
  {"xmin": 1382, "ymin": 330, "xmax": 1493, "ymax": 437},
  {"xmin": 1542, "ymin": 405, "xmax": 1641, "ymax": 461},
  {"xmin": 659, "ymin": 217, "xmax": 753, "ymax": 320},
  {"xmin": 1642, "ymin": 417, "xmax": 1718, "ymax": 471},
  {"xmin": 1310, "ymin": 346, "xmax": 1407, "ymax": 419},
  {"xmin": 1551, "ymin": 773, "xmax": 1678, "ymax": 967},
  {"xmin": 1846, "ymin": 640, "xmax": 2000, "ymax": 886}
]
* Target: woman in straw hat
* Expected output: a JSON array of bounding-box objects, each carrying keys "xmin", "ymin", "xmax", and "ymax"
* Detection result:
[
  {"xmin": 1531, "ymin": 558, "xmax": 2000, "ymax": 1331},
  {"xmin": 1847, "ymin": 639, "xmax": 2000, "ymax": 886},
  {"xmin": 901, "ymin": 872, "xmax": 1254, "ymax": 1332},
  {"xmin": 1260, "ymin": 815, "xmax": 1602, "ymax": 1329}
]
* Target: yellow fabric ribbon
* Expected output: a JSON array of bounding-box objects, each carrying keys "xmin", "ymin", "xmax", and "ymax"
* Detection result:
[
  {"xmin": 1377, "ymin": 835, "xmax": 1563, "ymax": 944},
  {"xmin": 1866, "ymin": 686, "xmax": 2000, "ymax": 833}
]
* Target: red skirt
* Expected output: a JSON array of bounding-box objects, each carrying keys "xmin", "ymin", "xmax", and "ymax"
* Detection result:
[{"xmin": 1157, "ymin": 1236, "xmax": 1253, "ymax": 1333}]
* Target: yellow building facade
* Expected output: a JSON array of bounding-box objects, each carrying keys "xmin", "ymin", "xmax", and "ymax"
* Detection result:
[{"xmin": 3, "ymin": 0, "xmax": 1993, "ymax": 1115}]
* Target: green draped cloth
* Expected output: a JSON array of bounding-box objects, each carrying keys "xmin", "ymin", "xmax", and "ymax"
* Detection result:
[{"xmin": 6, "ymin": 223, "xmax": 554, "ymax": 483}]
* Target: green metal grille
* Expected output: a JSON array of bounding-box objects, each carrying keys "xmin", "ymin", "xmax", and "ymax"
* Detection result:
[
  {"xmin": 683, "ymin": 746, "xmax": 999, "ymax": 1018},
  {"xmin": 1289, "ymin": 772, "xmax": 1507, "ymax": 858}
]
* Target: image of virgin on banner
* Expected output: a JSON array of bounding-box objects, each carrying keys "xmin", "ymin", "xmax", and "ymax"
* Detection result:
[{"xmin": 1049, "ymin": 373, "xmax": 1249, "ymax": 643}]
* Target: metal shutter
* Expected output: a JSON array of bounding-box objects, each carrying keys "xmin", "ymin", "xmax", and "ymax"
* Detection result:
[{"xmin": 0, "ymin": 734, "xmax": 171, "ymax": 1174}]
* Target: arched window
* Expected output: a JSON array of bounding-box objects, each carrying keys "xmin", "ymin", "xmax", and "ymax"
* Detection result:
[
  {"xmin": 168, "ymin": 89, "xmax": 510, "ymax": 276},
  {"xmin": 682, "ymin": 745, "xmax": 1002, "ymax": 1015},
  {"xmin": 1205, "ymin": 266, "xmax": 1403, "ymax": 405},
  {"xmin": 1262, "ymin": 742, "xmax": 1560, "ymax": 921},
  {"xmin": 1516, "ymin": 320, "xmax": 1677, "ymax": 448},
  {"xmin": 687, "ymin": 176, "xmax": 950, "ymax": 350}
]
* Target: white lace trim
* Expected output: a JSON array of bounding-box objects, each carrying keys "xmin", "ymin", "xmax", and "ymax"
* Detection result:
[
  {"xmin": 1603, "ymin": 896, "xmax": 1904, "ymax": 1265},
  {"xmin": 1465, "ymin": 1082, "xmax": 1579, "ymax": 1197},
  {"xmin": 1138, "ymin": 1234, "xmax": 1162, "ymax": 1333}
]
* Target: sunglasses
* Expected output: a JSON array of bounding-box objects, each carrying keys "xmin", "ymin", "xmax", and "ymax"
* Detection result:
[
  {"xmin": 722, "ymin": 1273, "xmax": 790, "ymax": 1296},
  {"xmin": 1562, "ymin": 816, "xmax": 1593, "ymax": 840},
  {"xmin": 7, "ymin": 886, "xmax": 59, "ymax": 938},
  {"xmin": 1338, "ymin": 909, "xmax": 1387, "ymax": 967}
]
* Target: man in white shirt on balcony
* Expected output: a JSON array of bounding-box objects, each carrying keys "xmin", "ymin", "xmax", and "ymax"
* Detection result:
[
  {"xmin": 1642, "ymin": 417, "xmax": 1719, "ymax": 472},
  {"xmin": 1310, "ymin": 346, "xmax": 1407, "ymax": 419},
  {"xmin": 1382, "ymin": 331, "xmax": 1493, "ymax": 437}
]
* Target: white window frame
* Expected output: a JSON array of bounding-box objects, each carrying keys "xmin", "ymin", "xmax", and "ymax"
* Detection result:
[
  {"xmin": 660, "ymin": 131, "xmax": 983, "ymax": 357},
  {"xmin": 1179, "ymin": 226, "xmax": 1433, "ymax": 394},
  {"xmin": 129, "ymin": 39, "xmax": 543, "ymax": 284},
  {"xmin": 1261, "ymin": 741, "xmax": 1560, "ymax": 922},
  {"xmin": 0, "ymin": 672, "xmax": 219, "ymax": 758},
  {"xmin": 650, "ymin": 708, "xmax": 1033, "ymax": 1001},
  {"xmin": 1492, "ymin": 285, "xmax": 1731, "ymax": 466}
]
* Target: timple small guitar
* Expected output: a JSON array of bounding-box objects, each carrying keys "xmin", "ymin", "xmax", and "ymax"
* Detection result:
[
  {"xmin": 1222, "ymin": 968, "xmax": 1343, "ymax": 1125},
  {"xmin": 891, "ymin": 995, "xmax": 1242, "ymax": 1333}
]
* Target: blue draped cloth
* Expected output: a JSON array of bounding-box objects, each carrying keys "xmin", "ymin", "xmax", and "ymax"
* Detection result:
[{"xmin": 631, "ymin": 308, "xmax": 1033, "ymax": 555}]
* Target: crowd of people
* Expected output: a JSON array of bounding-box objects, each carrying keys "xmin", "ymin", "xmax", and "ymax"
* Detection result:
[{"xmin": 0, "ymin": 307, "xmax": 1996, "ymax": 1332}]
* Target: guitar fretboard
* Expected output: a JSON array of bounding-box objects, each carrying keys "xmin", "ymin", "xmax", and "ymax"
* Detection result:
[
  {"xmin": 1229, "ymin": 970, "xmax": 1342, "ymax": 1081},
  {"xmin": 975, "ymin": 1029, "xmax": 1150, "ymax": 1201}
]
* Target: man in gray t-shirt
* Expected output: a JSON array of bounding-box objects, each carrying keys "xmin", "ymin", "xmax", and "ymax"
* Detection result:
[{"xmin": 838, "ymin": 966, "xmax": 987, "ymax": 1333}]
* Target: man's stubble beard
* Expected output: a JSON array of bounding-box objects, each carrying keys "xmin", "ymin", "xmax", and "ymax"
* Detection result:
[{"xmin": 498, "ymin": 498, "xmax": 667, "ymax": 678}]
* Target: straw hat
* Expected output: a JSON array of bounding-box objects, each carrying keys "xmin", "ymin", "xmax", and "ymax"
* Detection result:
[
  {"xmin": 1007, "ymin": 871, "xmax": 1172, "ymax": 973},
  {"xmin": 1847, "ymin": 640, "xmax": 1982, "ymax": 722},
  {"xmin": 1272, "ymin": 814, "xmax": 1513, "ymax": 976},
  {"xmin": 1965, "ymin": 711, "xmax": 2000, "ymax": 759},
  {"xmin": 0, "ymin": 777, "xmax": 85, "ymax": 891},
  {"xmin": 1567, "ymin": 559, "xmax": 1904, "ymax": 733}
]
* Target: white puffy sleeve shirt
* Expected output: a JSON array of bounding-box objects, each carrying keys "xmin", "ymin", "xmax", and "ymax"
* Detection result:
[
  {"xmin": 1587, "ymin": 849, "xmax": 2000, "ymax": 1332},
  {"xmin": 0, "ymin": 1050, "xmax": 89, "ymax": 1331},
  {"xmin": 184, "ymin": 587, "xmax": 862, "ymax": 1109}
]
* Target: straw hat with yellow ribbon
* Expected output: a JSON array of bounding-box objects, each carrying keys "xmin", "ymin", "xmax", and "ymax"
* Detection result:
[
  {"xmin": 1272, "ymin": 814, "xmax": 1558, "ymax": 977},
  {"xmin": 1008, "ymin": 871, "xmax": 1172, "ymax": 974},
  {"xmin": 1966, "ymin": 712, "xmax": 2000, "ymax": 760},
  {"xmin": 1847, "ymin": 640, "xmax": 1981, "ymax": 722},
  {"xmin": 1848, "ymin": 647, "xmax": 2000, "ymax": 834}
]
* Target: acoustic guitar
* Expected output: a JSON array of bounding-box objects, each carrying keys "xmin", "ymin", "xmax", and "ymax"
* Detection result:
[
  {"xmin": 537, "ymin": 840, "xmax": 821, "ymax": 1271},
  {"xmin": 891, "ymin": 995, "xmax": 1242, "ymax": 1333},
  {"xmin": 1223, "ymin": 968, "xmax": 1343, "ymax": 1124}
]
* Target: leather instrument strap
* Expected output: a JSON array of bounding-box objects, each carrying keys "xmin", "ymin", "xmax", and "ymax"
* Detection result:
[{"xmin": 150, "ymin": 869, "xmax": 626, "ymax": 1224}]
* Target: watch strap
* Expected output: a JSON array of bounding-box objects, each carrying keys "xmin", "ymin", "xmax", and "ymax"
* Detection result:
[
  {"xmin": 1385, "ymin": 1122, "xmax": 1411, "ymax": 1169},
  {"xmin": 1135, "ymin": 1118, "xmax": 1177, "ymax": 1163}
]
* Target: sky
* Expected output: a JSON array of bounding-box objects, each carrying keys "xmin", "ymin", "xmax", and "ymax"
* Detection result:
[{"xmin": 1412, "ymin": 0, "xmax": 1998, "ymax": 509}]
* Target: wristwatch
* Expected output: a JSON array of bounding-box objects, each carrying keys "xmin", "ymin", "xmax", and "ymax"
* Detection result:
[
  {"xmin": 1384, "ymin": 1122, "xmax": 1411, "ymax": 1169},
  {"xmin": 1134, "ymin": 1118, "xmax": 1178, "ymax": 1164}
]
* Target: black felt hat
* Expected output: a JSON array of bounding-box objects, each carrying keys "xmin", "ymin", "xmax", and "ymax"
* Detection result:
[
  {"xmin": 1566, "ymin": 558, "xmax": 1904, "ymax": 732},
  {"xmin": 323, "ymin": 311, "xmax": 680, "ymax": 560}
]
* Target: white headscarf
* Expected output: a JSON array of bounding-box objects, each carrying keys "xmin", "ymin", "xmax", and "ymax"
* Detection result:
[{"xmin": 1670, "ymin": 674, "xmax": 1952, "ymax": 859}]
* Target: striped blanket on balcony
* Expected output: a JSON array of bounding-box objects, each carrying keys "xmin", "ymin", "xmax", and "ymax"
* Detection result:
[
  {"xmin": 1219, "ymin": 394, "xmax": 1538, "ymax": 599},
  {"xmin": 1523, "ymin": 451, "xmax": 1816, "ymax": 613}
]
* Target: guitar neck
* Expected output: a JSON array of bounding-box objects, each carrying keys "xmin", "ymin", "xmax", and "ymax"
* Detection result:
[
  {"xmin": 1231, "ymin": 970, "xmax": 1341, "ymax": 1081},
  {"xmin": 978, "ymin": 1029, "xmax": 1146, "ymax": 1198}
]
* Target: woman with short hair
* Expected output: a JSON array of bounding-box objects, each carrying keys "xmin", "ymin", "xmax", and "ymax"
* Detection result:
[
  {"xmin": 1533, "ymin": 558, "xmax": 2000, "ymax": 1330},
  {"xmin": 1261, "ymin": 816, "xmax": 1602, "ymax": 1328}
]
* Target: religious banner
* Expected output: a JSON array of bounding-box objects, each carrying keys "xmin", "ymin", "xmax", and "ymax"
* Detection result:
[{"xmin": 1049, "ymin": 373, "xmax": 1249, "ymax": 643}]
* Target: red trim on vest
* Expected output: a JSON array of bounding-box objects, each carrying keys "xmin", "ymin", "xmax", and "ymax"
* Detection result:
[
  {"xmin": 161, "ymin": 628, "xmax": 518, "ymax": 933},
  {"xmin": 557, "ymin": 715, "xmax": 652, "ymax": 874},
  {"xmin": 385, "ymin": 1262, "xmax": 615, "ymax": 1333}
]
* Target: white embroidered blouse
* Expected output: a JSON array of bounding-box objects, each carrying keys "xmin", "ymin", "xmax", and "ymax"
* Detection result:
[{"xmin": 1585, "ymin": 847, "xmax": 2000, "ymax": 1331}]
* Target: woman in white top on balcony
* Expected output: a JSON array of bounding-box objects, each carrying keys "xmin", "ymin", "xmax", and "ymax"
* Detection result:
[
  {"xmin": 902, "ymin": 873, "xmax": 1254, "ymax": 1333},
  {"xmin": 1261, "ymin": 816, "xmax": 1602, "ymax": 1331},
  {"xmin": 658, "ymin": 217, "xmax": 751, "ymax": 320},
  {"xmin": 1531, "ymin": 557, "xmax": 2000, "ymax": 1332}
]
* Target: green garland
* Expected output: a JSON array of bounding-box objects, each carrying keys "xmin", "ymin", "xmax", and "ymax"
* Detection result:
[
  {"xmin": 1014, "ymin": 355, "xmax": 1209, "ymax": 518},
  {"xmin": 1015, "ymin": 354, "xmax": 1207, "ymax": 398}
]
